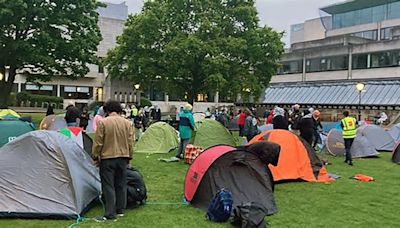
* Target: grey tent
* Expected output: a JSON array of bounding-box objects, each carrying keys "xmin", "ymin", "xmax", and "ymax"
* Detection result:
[
  {"xmin": 258, "ymin": 124, "xmax": 274, "ymax": 133},
  {"xmin": 357, "ymin": 125, "xmax": 396, "ymax": 151},
  {"xmin": 0, "ymin": 131, "xmax": 101, "ymax": 219},
  {"xmin": 40, "ymin": 114, "xmax": 68, "ymax": 130},
  {"xmin": 388, "ymin": 123, "xmax": 400, "ymax": 143},
  {"xmin": 393, "ymin": 143, "xmax": 400, "ymax": 164},
  {"xmin": 324, "ymin": 129, "xmax": 379, "ymax": 158}
]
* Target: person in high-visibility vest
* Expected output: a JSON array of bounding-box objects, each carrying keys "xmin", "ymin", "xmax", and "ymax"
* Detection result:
[{"xmin": 341, "ymin": 111, "xmax": 358, "ymax": 166}]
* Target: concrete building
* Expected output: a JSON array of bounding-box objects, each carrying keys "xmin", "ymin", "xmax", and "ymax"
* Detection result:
[
  {"xmin": 265, "ymin": 0, "xmax": 400, "ymax": 122},
  {"xmin": 12, "ymin": 2, "xmax": 128, "ymax": 108}
]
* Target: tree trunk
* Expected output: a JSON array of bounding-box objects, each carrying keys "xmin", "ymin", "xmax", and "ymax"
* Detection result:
[{"xmin": 0, "ymin": 68, "xmax": 17, "ymax": 109}]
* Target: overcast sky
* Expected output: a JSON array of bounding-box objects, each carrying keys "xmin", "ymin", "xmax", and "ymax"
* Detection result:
[{"xmin": 104, "ymin": 0, "xmax": 344, "ymax": 46}]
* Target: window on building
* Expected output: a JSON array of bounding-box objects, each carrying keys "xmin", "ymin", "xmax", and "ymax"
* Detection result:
[
  {"xmin": 25, "ymin": 84, "xmax": 54, "ymax": 96},
  {"xmin": 63, "ymin": 86, "xmax": 92, "ymax": 99},
  {"xmin": 351, "ymin": 30, "xmax": 378, "ymax": 40},
  {"xmin": 332, "ymin": 4, "xmax": 389, "ymax": 29},
  {"xmin": 278, "ymin": 60, "xmax": 303, "ymax": 75},
  {"xmin": 370, "ymin": 50, "xmax": 400, "ymax": 68},
  {"xmin": 381, "ymin": 27, "xmax": 393, "ymax": 40},
  {"xmin": 98, "ymin": 64, "xmax": 104, "ymax": 73},
  {"xmin": 352, "ymin": 54, "xmax": 368, "ymax": 69},
  {"xmin": 306, "ymin": 56, "xmax": 348, "ymax": 72},
  {"xmin": 388, "ymin": 1, "xmax": 400, "ymax": 20}
]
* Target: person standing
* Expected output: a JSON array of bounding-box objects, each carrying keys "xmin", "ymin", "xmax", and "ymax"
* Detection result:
[
  {"xmin": 176, "ymin": 104, "xmax": 195, "ymax": 160},
  {"xmin": 341, "ymin": 111, "xmax": 357, "ymax": 166},
  {"xmin": 312, "ymin": 110, "xmax": 323, "ymax": 149},
  {"xmin": 298, "ymin": 110, "xmax": 314, "ymax": 145},
  {"xmin": 92, "ymin": 100, "xmax": 134, "ymax": 221},
  {"xmin": 46, "ymin": 105, "xmax": 55, "ymax": 116},
  {"xmin": 272, "ymin": 107, "xmax": 289, "ymax": 130},
  {"xmin": 65, "ymin": 103, "xmax": 81, "ymax": 127},
  {"xmin": 289, "ymin": 104, "xmax": 301, "ymax": 134},
  {"xmin": 243, "ymin": 109, "xmax": 259, "ymax": 142},
  {"xmin": 93, "ymin": 107, "xmax": 105, "ymax": 132},
  {"xmin": 217, "ymin": 108, "xmax": 230, "ymax": 128},
  {"xmin": 237, "ymin": 110, "xmax": 246, "ymax": 137},
  {"xmin": 79, "ymin": 108, "xmax": 90, "ymax": 130}
]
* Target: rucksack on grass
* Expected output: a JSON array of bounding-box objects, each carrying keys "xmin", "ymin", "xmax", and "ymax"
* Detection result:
[{"xmin": 206, "ymin": 189, "xmax": 233, "ymax": 222}]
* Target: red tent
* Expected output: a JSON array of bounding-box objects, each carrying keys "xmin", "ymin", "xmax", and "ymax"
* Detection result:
[{"xmin": 184, "ymin": 145, "xmax": 278, "ymax": 215}]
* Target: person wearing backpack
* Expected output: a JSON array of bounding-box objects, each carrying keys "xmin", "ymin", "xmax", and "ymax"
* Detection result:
[
  {"xmin": 176, "ymin": 104, "xmax": 195, "ymax": 160},
  {"xmin": 243, "ymin": 109, "xmax": 259, "ymax": 142}
]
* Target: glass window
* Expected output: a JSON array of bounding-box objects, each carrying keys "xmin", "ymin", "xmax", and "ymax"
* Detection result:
[
  {"xmin": 278, "ymin": 60, "xmax": 303, "ymax": 74},
  {"xmin": 388, "ymin": 1, "xmax": 400, "ymax": 20},
  {"xmin": 372, "ymin": 5, "xmax": 385, "ymax": 23},
  {"xmin": 352, "ymin": 54, "xmax": 368, "ymax": 69},
  {"xmin": 381, "ymin": 27, "xmax": 393, "ymax": 40},
  {"xmin": 371, "ymin": 51, "xmax": 400, "ymax": 68},
  {"xmin": 64, "ymin": 86, "xmax": 76, "ymax": 92},
  {"xmin": 330, "ymin": 55, "xmax": 348, "ymax": 70},
  {"xmin": 306, "ymin": 56, "xmax": 348, "ymax": 72},
  {"xmin": 26, "ymin": 84, "xmax": 53, "ymax": 91}
]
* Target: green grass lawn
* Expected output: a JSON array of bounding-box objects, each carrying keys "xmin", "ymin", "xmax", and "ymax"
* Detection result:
[{"xmin": 7, "ymin": 114, "xmax": 400, "ymax": 227}]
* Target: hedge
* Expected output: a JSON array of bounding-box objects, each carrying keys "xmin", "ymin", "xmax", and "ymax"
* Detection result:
[{"xmin": 16, "ymin": 92, "xmax": 63, "ymax": 107}]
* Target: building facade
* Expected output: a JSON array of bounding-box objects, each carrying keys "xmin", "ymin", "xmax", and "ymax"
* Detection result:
[{"xmin": 265, "ymin": 0, "xmax": 400, "ymax": 122}]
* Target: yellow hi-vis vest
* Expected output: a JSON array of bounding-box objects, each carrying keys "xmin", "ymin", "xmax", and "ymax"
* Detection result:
[{"xmin": 342, "ymin": 117, "xmax": 357, "ymax": 139}]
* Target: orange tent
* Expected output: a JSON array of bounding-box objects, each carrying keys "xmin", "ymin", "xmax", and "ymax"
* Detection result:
[{"xmin": 248, "ymin": 130, "xmax": 332, "ymax": 182}]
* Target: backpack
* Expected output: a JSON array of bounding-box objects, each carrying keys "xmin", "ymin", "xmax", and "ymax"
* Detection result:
[
  {"xmin": 206, "ymin": 189, "xmax": 233, "ymax": 222},
  {"xmin": 126, "ymin": 167, "xmax": 147, "ymax": 208},
  {"xmin": 232, "ymin": 202, "xmax": 268, "ymax": 228}
]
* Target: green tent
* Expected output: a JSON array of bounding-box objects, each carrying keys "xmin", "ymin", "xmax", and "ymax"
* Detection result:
[
  {"xmin": 192, "ymin": 119, "xmax": 236, "ymax": 149},
  {"xmin": 0, "ymin": 120, "xmax": 35, "ymax": 147},
  {"xmin": 135, "ymin": 122, "xmax": 179, "ymax": 154}
]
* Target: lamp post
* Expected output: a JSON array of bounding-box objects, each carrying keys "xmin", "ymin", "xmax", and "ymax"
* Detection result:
[
  {"xmin": 356, "ymin": 82, "xmax": 365, "ymax": 121},
  {"xmin": 134, "ymin": 84, "xmax": 140, "ymax": 106}
]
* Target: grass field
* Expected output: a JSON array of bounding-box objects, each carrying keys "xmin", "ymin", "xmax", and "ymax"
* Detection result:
[{"xmin": 8, "ymin": 114, "xmax": 400, "ymax": 228}]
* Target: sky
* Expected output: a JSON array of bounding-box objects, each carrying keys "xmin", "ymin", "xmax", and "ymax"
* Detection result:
[{"xmin": 104, "ymin": 0, "xmax": 344, "ymax": 46}]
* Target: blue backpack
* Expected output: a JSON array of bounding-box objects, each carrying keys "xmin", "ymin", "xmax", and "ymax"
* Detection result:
[{"xmin": 206, "ymin": 189, "xmax": 233, "ymax": 222}]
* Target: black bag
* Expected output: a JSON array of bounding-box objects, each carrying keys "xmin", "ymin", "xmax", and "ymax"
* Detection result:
[
  {"xmin": 126, "ymin": 167, "xmax": 147, "ymax": 208},
  {"xmin": 232, "ymin": 202, "xmax": 268, "ymax": 228}
]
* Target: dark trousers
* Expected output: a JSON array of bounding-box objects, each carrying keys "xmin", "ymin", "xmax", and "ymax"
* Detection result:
[
  {"xmin": 344, "ymin": 138, "xmax": 354, "ymax": 162},
  {"xmin": 100, "ymin": 158, "xmax": 129, "ymax": 219},
  {"xmin": 238, "ymin": 125, "xmax": 244, "ymax": 137},
  {"xmin": 176, "ymin": 138, "xmax": 190, "ymax": 158}
]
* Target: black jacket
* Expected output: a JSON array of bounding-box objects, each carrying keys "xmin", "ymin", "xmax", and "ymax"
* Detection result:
[{"xmin": 272, "ymin": 116, "xmax": 288, "ymax": 130}]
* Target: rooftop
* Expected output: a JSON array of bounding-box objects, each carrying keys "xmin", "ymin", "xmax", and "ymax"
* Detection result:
[{"xmin": 321, "ymin": 0, "xmax": 399, "ymax": 15}]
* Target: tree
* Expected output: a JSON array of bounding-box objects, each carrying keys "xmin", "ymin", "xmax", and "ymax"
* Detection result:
[
  {"xmin": 0, "ymin": 0, "xmax": 103, "ymax": 108},
  {"xmin": 106, "ymin": 0, "xmax": 284, "ymax": 104}
]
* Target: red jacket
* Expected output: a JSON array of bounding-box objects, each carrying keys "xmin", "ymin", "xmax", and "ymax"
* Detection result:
[{"xmin": 237, "ymin": 113, "xmax": 246, "ymax": 126}]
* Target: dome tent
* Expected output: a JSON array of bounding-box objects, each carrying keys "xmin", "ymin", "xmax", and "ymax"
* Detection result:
[
  {"xmin": 40, "ymin": 114, "xmax": 68, "ymax": 130},
  {"xmin": 324, "ymin": 129, "xmax": 379, "ymax": 158},
  {"xmin": 184, "ymin": 145, "xmax": 278, "ymax": 216},
  {"xmin": 0, "ymin": 119, "xmax": 35, "ymax": 148},
  {"xmin": 0, "ymin": 131, "xmax": 100, "ymax": 219},
  {"xmin": 135, "ymin": 122, "xmax": 179, "ymax": 154},
  {"xmin": 0, "ymin": 109, "xmax": 21, "ymax": 120},
  {"xmin": 249, "ymin": 130, "xmax": 332, "ymax": 182},
  {"xmin": 392, "ymin": 143, "xmax": 400, "ymax": 164},
  {"xmin": 357, "ymin": 125, "xmax": 395, "ymax": 151},
  {"xmin": 192, "ymin": 119, "xmax": 236, "ymax": 149},
  {"xmin": 388, "ymin": 123, "xmax": 400, "ymax": 143},
  {"xmin": 59, "ymin": 127, "xmax": 93, "ymax": 156}
]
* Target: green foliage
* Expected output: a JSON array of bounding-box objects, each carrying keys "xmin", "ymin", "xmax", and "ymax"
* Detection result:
[
  {"xmin": 16, "ymin": 92, "xmax": 62, "ymax": 107},
  {"xmin": 140, "ymin": 97, "xmax": 153, "ymax": 108},
  {"xmin": 0, "ymin": 0, "xmax": 103, "ymax": 107},
  {"xmin": 7, "ymin": 92, "xmax": 16, "ymax": 106},
  {"xmin": 106, "ymin": 0, "xmax": 284, "ymax": 103}
]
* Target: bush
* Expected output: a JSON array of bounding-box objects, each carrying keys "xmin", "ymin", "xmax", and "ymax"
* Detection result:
[
  {"xmin": 16, "ymin": 92, "xmax": 63, "ymax": 107},
  {"xmin": 7, "ymin": 92, "xmax": 17, "ymax": 106},
  {"xmin": 140, "ymin": 98, "xmax": 152, "ymax": 108}
]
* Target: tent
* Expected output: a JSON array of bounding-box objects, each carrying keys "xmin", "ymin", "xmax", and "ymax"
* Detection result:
[
  {"xmin": 0, "ymin": 120, "xmax": 35, "ymax": 148},
  {"xmin": 59, "ymin": 127, "xmax": 93, "ymax": 156},
  {"xmin": 135, "ymin": 122, "xmax": 179, "ymax": 154},
  {"xmin": 0, "ymin": 131, "xmax": 100, "ymax": 219},
  {"xmin": 324, "ymin": 129, "xmax": 379, "ymax": 158},
  {"xmin": 388, "ymin": 123, "xmax": 400, "ymax": 143},
  {"xmin": 0, "ymin": 109, "xmax": 21, "ymax": 120},
  {"xmin": 192, "ymin": 119, "xmax": 236, "ymax": 149},
  {"xmin": 249, "ymin": 130, "xmax": 332, "ymax": 182},
  {"xmin": 357, "ymin": 125, "xmax": 396, "ymax": 151},
  {"xmin": 258, "ymin": 124, "xmax": 273, "ymax": 133},
  {"xmin": 40, "ymin": 114, "xmax": 68, "ymax": 130},
  {"xmin": 184, "ymin": 145, "xmax": 278, "ymax": 215},
  {"xmin": 193, "ymin": 112, "xmax": 206, "ymax": 122},
  {"xmin": 392, "ymin": 143, "xmax": 400, "ymax": 164}
]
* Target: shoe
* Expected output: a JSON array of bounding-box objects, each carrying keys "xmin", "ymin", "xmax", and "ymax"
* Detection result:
[
  {"xmin": 117, "ymin": 213, "xmax": 124, "ymax": 217},
  {"xmin": 344, "ymin": 160, "xmax": 348, "ymax": 163},
  {"xmin": 94, "ymin": 216, "xmax": 117, "ymax": 222},
  {"xmin": 348, "ymin": 161, "xmax": 354, "ymax": 166}
]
